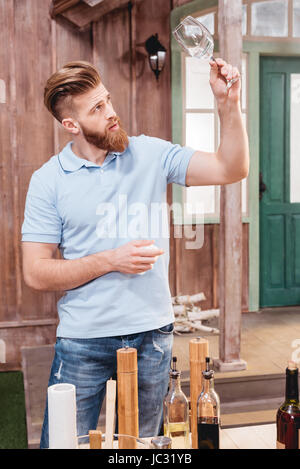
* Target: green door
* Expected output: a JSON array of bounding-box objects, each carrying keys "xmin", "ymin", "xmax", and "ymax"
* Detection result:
[{"xmin": 260, "ymin": 56, "xmax": 300, "ymax": 307}]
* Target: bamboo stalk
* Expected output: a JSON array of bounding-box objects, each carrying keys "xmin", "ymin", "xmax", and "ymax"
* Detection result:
[{"xmin": 189, "ymin": 337, "xmax": 209, "ymax": 449}]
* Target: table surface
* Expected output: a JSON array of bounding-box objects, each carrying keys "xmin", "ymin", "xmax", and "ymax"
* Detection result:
[
  {"xmin": 220, "ymin": 423, "xmax": 276, "ymax": 449},
  {"xmin": 79, "ymin": 423, "xmax": 277, "ymax": 450}
]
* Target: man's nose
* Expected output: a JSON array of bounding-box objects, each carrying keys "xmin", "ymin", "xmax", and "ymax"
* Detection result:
[{"xmin": 106, "ymin": 103, "xmax": 116, "ymax": 120}]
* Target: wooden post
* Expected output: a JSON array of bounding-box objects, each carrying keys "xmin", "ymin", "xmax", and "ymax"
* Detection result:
[
  {"xmin": 89, "ymin": 430, "xmax": 102, "ymax": 449},
  {"xmin": 117, "ymin": 347, "xmax": 139, "ymax": 449},
  {"xmin": 214, "ymin": 0, "xmax": 247, "ymax": 372},
  {"xmin": 189, "ymin": 337, "xmax": 209, "ymax": 449}
]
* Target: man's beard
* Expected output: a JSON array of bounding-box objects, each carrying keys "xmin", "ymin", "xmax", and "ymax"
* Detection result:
[{"xmin": 81, "ymin": 117, "xmax": 129, "ymax": 153}]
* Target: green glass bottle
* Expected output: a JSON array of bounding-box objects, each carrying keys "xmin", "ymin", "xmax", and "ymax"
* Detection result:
[{"xmin": 276, "ymin": 361, "xmax": 300, "ymax": 449}]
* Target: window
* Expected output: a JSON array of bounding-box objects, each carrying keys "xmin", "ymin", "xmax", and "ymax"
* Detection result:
[
  {"xmin": 244, "ymin": 0, "xmax": 300, "ymax": 39},
  {"xmin": 290, "ymin": 74, "xmax": 300, "ymax": 202},
  {"xmin": 183, "ymin": 39, "xmax": 248, "ymax": 221},
  {"xmin": 251, "ymin": 0, "xmax": 288, "ymax": 37},
  {"xmin": 293, "ymin": 0, "xmax": 300, "ymax": 36},
  {"xmin": 196, "ymin": 12, "xmax": 215, "ymax": 35},
  {"xmin": 190, "ymin": 1, "xmax": 300, "ymax": 41},
  {"xmin": 242, "ymin": 4, "xmax": 248, "ymax": 36},
  {"xmin": 174, "ymin": 0, "xmax": 300, "ymax": 223}
]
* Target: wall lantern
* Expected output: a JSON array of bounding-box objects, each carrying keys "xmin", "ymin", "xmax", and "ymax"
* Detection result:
[{"xmin": 145, "ymin": 34, "xmax": 166, "ymax": 81}]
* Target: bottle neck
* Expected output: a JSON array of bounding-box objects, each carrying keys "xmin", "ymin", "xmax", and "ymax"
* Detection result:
[
  {"xmin": 285, "ymin": 368, "xmax": 299, "ymax": 402},
  {"xmin": 203, "ymin": 376, "xmax": 214, "ymax": 392},
  {"xmin": 169, "ymin": 374, "xmax": 182, "ymax": 392}
]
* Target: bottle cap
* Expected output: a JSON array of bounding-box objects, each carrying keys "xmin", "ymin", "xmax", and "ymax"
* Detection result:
[
  {"xmin": 202, "ymin": 356, "xmax": 214, "ymax": 380},
  {"xmin": 151, "ymin": 436, "xmax": 172, "ymax": 449},
  {"xmin": 169, "ymin": 356, "xmax": 180, "ymax": 378},
  {"xmin": 117, "ymin": 347, "xmax": 138, "ymax": 372},
  {"xmin": 287, "ymin": 361, "xmax": 298, "ymax": 371}
]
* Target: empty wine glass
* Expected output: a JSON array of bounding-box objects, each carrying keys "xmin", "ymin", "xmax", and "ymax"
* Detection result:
[{"xmin": 173, "ymin": 16, "xmax": 238, "ymax": 89}]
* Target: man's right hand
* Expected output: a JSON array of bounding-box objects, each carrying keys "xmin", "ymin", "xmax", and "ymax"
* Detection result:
[
  {"xmin": 21, "ymin": 239, "xmax": 164, "ymax": 292},
  {"xmin": 110, "ymin": 240, "xmax": 164, "ymax": 275}
]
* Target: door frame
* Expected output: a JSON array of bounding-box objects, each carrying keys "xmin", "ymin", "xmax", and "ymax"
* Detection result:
[
  {"xmin": 244, "ymin": 41, "xmax": 300, "ymax": 311},
  {"xmin": 258, "ymin": 55, "xmax": 300, "ymax": 307}
]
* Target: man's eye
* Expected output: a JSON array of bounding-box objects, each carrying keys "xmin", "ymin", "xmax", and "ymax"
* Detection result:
[{"xmin": 95, "ymin": 105, "xmax": 102, "ymax": 111}]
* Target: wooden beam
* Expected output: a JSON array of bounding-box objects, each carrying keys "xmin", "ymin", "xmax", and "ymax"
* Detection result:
[
  {"xmin": 129, "ymin": 0, "xmax": 137, "ymax": 136},
  {"xmin": 214, "ymin": 0, "xmax": 247, "ymax": 372},
  {"xmin": 59, "ymin": 0, "xmax": 131, "ymax": 30},
  {"xmin": 0, "ymin": 318, "xmax": 58, "ymax": 329},
  {"xmin": 50, "ymin": 0, "xmax": 81, "ymax": 18}
]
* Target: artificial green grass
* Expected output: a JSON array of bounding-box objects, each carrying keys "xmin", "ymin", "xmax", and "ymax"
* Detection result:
[{"xmin": 0, "ymin": 372, "xmax": 27, "ymax": 449}]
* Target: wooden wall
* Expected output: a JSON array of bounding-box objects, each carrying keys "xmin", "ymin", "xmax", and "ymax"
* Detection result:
[{"xmin": 0, "ymin": 0, "xmax": 248, "ymax": 370}]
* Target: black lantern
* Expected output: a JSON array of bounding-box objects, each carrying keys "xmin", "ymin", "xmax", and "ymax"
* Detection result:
[{"xmin": 145, "ymin": 34, "xmax": 166, "ymax": 81}]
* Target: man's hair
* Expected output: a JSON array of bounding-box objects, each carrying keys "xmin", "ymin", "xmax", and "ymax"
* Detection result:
[{"xmin": 44, "ymin": 61, "xmax": 101, "ymax": 122}]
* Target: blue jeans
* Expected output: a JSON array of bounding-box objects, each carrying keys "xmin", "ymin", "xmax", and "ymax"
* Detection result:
[{"xmin": 40, "ymin": 323, "xmax": 174, "ymax": 448}]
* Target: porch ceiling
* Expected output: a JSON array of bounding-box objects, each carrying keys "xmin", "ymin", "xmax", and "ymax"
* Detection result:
[{"xmin": 50, "ymin": 0, "xmax": 131, "ymax": 30}]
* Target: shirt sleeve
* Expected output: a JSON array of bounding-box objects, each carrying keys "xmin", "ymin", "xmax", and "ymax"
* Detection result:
[
  {"xmin": 21, "ymin": 171, "xmax": 62, "ymax": 244},
  {"xmin": 160, "ymin": 140, "xmax": 195, "ymax": 186}
]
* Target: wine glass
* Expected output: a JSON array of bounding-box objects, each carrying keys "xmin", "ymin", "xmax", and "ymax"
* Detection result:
[{"xmin": 173, "ymin": 16, "xmax": 238, "ymax": 89}]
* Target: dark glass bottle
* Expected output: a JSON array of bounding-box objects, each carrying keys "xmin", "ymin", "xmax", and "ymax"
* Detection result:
[
  {"xmin": 276, "ymin": 361, "xmax": 300, "ymax": 449},
  {"xmin": 197, "ymin": 357, "xmax": 220, "ymax": 449}
]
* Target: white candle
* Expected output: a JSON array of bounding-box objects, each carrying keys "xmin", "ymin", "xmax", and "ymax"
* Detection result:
[
  {"xmin": 104, "ymin": 379, "xmax": 116, "ymax": 449},
  {"xmin": 48, "ymin": 383, "xmax": 77, "ymax": 449}
]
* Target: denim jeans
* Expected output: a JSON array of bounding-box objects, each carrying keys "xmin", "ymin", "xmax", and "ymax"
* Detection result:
[{"xmin": 40, "ymin": 323, "xmax": 174, "ymax": 448}]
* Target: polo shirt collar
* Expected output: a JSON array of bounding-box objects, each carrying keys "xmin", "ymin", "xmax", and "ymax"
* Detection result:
[{"xmin": 58, "ymin": 141, "xmax": 124, "ymax": 172}]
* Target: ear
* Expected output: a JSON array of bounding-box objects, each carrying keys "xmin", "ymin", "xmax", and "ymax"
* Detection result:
[{"xmin": 61, "ymin": 117, "xmax": 80, "ymax": 135}]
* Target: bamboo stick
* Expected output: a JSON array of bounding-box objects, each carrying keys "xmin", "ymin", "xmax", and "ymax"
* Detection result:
[
  {"xmin": 89, "ymin": 430, "xmax": 102, "ymax": 449},
  {"xmin": 117, "ymin": 347, "xmax": 139, "ymax": 449},
  {"xmin": 104, "ymin": 379, "xmax": 116, "ymax": 449},
  {"xmin": 189, "ymin": 337, "xmax": 209, "ymax": 449}
]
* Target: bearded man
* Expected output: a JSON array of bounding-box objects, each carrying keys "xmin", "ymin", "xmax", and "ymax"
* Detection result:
[{"xmin": 21, "ymin": 60, "xmax": 248, "ymax": 448}]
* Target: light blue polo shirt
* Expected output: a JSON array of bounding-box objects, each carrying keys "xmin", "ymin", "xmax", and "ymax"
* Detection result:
[{"xmin": 21, "ymin": 135, "xmax": 195, "ymax": 338}]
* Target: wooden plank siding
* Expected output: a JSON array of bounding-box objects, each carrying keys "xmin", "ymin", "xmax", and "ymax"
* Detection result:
[
  {"xmin": 174, "ymin": 224, "xmax": 249, "ymax": 312},
  {"xmin": 0, "ymin": 0, "xmax": 249, "ymax": 370},
  {"xmin": 92, "ymin": 7, "xmax": 132, "ymax": 134},
  {"xmin": 0, "ymin": 0, "xmax": 92, "ymax": 369}
]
